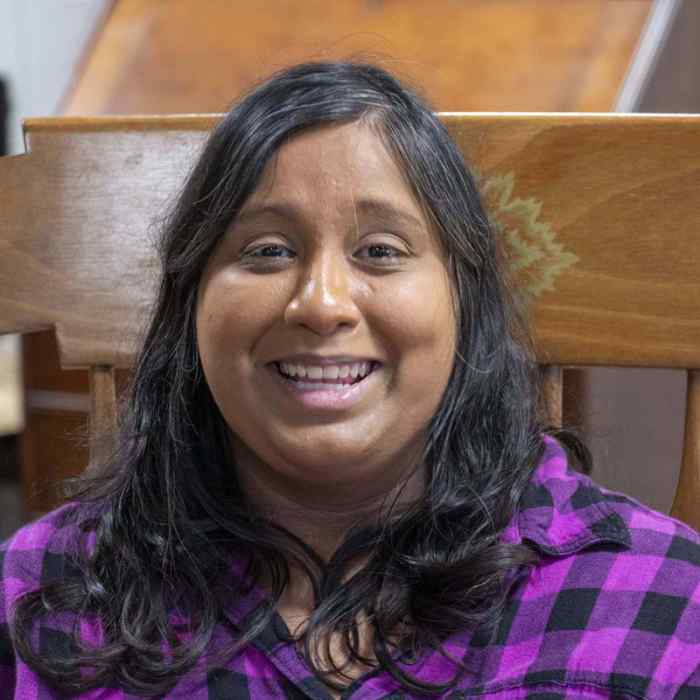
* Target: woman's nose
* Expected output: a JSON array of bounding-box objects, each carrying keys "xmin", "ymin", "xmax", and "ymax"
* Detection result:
[{"xmin": 283, "ymin": 252, "xmax": 360, "ymax": 336}]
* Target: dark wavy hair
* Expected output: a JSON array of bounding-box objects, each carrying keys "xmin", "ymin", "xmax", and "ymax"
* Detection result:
[{"xmin": 10, "ymin": 61, "xmax": 586, "ymax": 696}]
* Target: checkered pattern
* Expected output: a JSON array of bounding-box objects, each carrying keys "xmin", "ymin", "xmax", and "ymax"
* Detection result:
[{"xmin": 1, "ymin": 436, "xmax": 698, "ymax": 698}]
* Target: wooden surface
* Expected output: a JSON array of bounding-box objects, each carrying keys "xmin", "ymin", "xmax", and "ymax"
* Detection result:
[
  {"xmin": 0, "ymin": 120, "xmax": 206, "ymax": 366},
  {"xmin": 88, "ymin": 366, "xmax": 117, "ymax": 464},
  {"xmin": 63, "ymin": 0, "xmax": 651, "ymax": 115},
  {"xmin": 2, "ymin": 114, "xmax": 699, "ymax": 370},
  {"xmin": 540, "ymin": 365, "xmax": 563, "ymax": 427},
  {"xmin": 671, "ymin": 370, "xmax": 700, "ymax": 532},
  {"xmin": 20, "ymin": 407, "xmax": 87, "ymax": 515}
]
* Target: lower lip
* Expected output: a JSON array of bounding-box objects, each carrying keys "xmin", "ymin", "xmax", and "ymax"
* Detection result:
[{"xmin": 266, "ymin": 363, "xmax": 382, "ymax": 410}]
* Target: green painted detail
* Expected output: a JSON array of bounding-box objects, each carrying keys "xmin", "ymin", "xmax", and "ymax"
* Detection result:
[{"xmin": 480, "ymin": 172, "xmax": 579, "ymax": 297}]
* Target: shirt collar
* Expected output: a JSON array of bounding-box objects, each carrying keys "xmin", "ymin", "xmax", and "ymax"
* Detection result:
[
  {"xmin": 227, "ymin": 435, "xmax": 633, "ymax": 635},
  {"xmin": 501, "ymin": 435, "xmax": 632, "ymax": 556}
]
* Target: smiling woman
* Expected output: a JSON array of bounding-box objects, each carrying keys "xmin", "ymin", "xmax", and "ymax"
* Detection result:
[
  {"xmin": 1, "ymin": 62, "xmax": 699, "ymax": 700},
  {"xmin": 196, "ymin": 122, "xmax": 456, "ymax": 527}
]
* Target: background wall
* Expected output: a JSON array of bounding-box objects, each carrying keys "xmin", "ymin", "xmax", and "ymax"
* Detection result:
[{"xmin": 0, "ymin": 0, "xmax": 108, "ymax": 155}]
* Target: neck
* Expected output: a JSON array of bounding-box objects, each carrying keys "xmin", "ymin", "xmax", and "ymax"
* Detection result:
[
  {"xmin": 232, "ymin": 437, "xmax": 425, "ymax": 563},
  {"xmin": 244, "ymin": 470, "xmax": 423, "ymax": 632}
]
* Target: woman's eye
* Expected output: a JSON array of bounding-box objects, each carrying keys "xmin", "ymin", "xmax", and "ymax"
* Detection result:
[
  {"xmin": 242, "ymin": 242, "xmax": 405, "ymax": 266},
  {"xmin": 244, "ymin": 244, "xmax": 295, "ymax": 260},
  {"xmin": 356, "ymin": 243, "xmax": 404, "ymax": 264}
]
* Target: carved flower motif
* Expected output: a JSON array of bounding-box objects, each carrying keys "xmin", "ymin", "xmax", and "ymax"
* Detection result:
[{"xmin": 480, "ymin": 172, "xmax": 579, "ymax": 297}]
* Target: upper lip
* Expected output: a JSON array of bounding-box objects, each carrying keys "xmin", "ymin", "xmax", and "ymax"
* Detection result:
[{"xmin": 270, "ymin": 354, "xmax": 381, "ymax": 366}]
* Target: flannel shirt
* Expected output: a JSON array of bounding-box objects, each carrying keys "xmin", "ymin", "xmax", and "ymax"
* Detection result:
[{"xmin": 1, "ymin": 436, "xmax": 699, "ymax": 699}]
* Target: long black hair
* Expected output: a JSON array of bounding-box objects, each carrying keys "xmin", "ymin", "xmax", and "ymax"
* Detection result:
[{"xmin": 10, "ymin": 61, "xmax": 583, "ymax": 696}]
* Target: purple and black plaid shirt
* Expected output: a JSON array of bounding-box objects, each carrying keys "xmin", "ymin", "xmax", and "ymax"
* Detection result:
[{"xmin": 1, "ymin": 436, "xmax": 699, "ymax": 699}]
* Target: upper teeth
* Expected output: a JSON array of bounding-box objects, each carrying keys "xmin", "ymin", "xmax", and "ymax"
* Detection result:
[{"xmin": 278, "ymin": 361, "xmax": 373, "ymax": 380}]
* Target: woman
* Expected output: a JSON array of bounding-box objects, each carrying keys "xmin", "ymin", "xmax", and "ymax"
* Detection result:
[{"xmin": 1, "ymin": 62, "xmax": 698, "ymax": 699}]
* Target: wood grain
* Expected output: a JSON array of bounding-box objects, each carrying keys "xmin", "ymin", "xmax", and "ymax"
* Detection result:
[
  {"xmin": 540, "ymin": 366, "xmax": 563, "ymax": 427},
  {"xmin": 20, "ymin": 407, "xmax": 87, "ymax": 515},
  {"xmin": 89, "ymin": 366, "xmax": 117, "ymax": 464},
  {"xmin": 671, "ymin": 370, "xmax": 700, "ymax": 532},
  {"xmin": 2, "ymin": 113, "xmax": 698, "ymax": 369},
  {"xmin": 63, "ymin": 0, "xmax": 651, "ymax": 115},
  {"xmin": 0, "ymin": 122, "xmax": 208, "ymax": 366}
]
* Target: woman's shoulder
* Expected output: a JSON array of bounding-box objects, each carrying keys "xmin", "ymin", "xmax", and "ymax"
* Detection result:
[
  {"xmin": 0, "ymin": 502, "xmax": 85, "ymax": 604},
  {"xmin": 512, "ymin": 435, "xmax": 700, "ymax": 618},
  {"xmin": 510, "ymin": 434, "xmax": 700, "ymax": 556},
  {"xmin": 488, "ymin": 436, "xmax": 700, "ymax": 699}
]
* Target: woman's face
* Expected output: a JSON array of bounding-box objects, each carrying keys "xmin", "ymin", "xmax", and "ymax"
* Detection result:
[{"xmin": 196, "ymin": 121, "xmax": 457, "ymax": 499}]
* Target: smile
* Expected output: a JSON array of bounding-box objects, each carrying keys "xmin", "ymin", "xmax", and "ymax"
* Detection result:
[{"xmin": 266, "ymin": 361, "xmax": 382, "ymax": 410}]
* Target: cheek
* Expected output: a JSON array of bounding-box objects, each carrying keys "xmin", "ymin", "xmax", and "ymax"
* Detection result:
[
  {"xmin": 378, "ymin": 271, "xmax": 457, "ymax": 408},
  {"xmin": 385, "ymin": 270, "xmax": 456, "ymax": 360},
  {"xmin": 196, "ymin": 271, "xmax": 284, "ymax": 371}
]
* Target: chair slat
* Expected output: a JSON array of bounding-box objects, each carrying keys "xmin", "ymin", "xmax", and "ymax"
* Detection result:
[
  {"xmin": 671, "ymin": 369, "xmax": 700, "ymax": 532},
  {"xmin": 540, "ymin": 365, "xmax": 563, "ymax": 428},
  {"xmin": 88, "ymin": 366, "xmax": 117, "ymax": 464},
  {"xmin": 1, "ymin": 115, "xmax": 699, "ymax": 368}
]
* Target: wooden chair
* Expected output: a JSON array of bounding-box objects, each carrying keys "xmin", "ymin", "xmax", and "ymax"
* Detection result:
[{"xmin": 0, "ymin": 114, "xmax": 698, "ymax": 531}]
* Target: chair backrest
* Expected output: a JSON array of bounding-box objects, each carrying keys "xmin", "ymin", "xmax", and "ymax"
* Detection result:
[{"xmin": 1, "ymin": 114, "xmax": 699, "ymax": 530}]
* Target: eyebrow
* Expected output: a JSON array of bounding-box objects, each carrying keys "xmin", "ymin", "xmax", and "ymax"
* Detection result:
[
  {"xmin": 235, "ymin": 203, "xmax": 301, "ymax": 225},
  {"xmin": 235, "ymin": 198, "xmax": 426, "ymax": 231},
  {"xmin": 352, "ymin": 198, "xmax": 425, "ymax": 230}
]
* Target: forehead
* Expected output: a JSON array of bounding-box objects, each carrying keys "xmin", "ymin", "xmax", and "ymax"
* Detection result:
[{"xmin": 246, "ymin": 121, "xmax": 421, "ymax": 212}]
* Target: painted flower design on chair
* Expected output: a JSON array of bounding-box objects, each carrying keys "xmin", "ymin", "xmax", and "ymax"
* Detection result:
[{"xmin": 480, "ymin": 172, "xmax": 578, "ymax": 297}]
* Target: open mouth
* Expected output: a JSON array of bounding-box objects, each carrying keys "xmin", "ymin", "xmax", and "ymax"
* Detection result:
[
  {"xmin": 272, "ymin": 361, "xmax": 381, "ymax": 386},
  {"xmin": 266, "ymin": 361, "xmax": 383, "ymax": 409}
]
